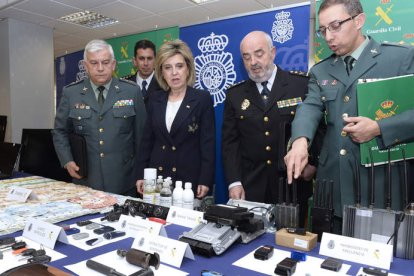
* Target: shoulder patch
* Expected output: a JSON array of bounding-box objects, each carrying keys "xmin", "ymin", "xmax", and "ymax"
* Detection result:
[
  {"xmin": 65, "ymin": 79, "xmax": 84, "ymax": 88},
  {"xmin": 289, "ymin": 70, "xmax": 309, "ymax": 77},
  {"xmin": 119, "ymin": 78, "xmax": 138, "ymax": 86},
  {"xmin": 226, "ymin": 80, "xmax": 246, "ymax": 90}
]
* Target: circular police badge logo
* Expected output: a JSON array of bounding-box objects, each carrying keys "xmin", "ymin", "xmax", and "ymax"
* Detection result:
[
  {"xmin": 195, "ymin": 33, "xmax": 237, "ymax": 106},
  {"xmin": 271, "ymin": 11, "xmax": 294, "ymax": 44}
]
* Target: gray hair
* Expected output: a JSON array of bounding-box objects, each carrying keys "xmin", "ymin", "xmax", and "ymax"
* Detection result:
[{"xmin": 83, "ymin": 39, "xmax": 115, "ymax": 61}]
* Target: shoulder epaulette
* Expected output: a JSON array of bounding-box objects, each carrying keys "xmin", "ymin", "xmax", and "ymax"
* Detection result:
[
  {"xmin": 119, "ymin": 78, "xmax": 138, "ymax": 86},
  {"xmin": 381, "ymin": 41, "xmax": 410, "ymax": 48},
  {"xmin": 314, "ymin": 53, "xmax": 336, "ymax": 66},
  {"xmin": 289, "ymin": 70, "xmax": 309, "ymax": 77},
  {"xmin": 65, "ymin": 79, "xmax": 84, "ymax": 88},
  {"xmin": 226, "ymin": 80, "xmax": 246, "ymax": 90},
  {"xmin": 121, "ymin": 74, "xmax": 133, "ymax": 80}
]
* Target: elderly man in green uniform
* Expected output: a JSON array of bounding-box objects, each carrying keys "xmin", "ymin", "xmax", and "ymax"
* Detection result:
[
  {"xmin": 53, "ymin": 39, "xmax": 146, "ymax": 196},
  {"xmin": 285, "ymin": 0, "xmax": 414, "ymax": 229}
]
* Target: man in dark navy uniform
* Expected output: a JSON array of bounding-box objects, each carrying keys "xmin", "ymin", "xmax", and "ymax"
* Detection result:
[{"xmin": 222, "ymin": 31, "xmax": 322, "ymax": 226}]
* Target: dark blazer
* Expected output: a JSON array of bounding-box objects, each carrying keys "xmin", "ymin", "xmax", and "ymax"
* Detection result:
[
  {"xmin": 291, "ymin": 38, "xmax": 414, "ymax": 216},
  {"xmin": 52, "ymin": 78, "xmax": 146, "ymax": 195},
  {"xmin": 125, "ymin": 73, "xmax": 161, "ymax": 106},
  {"xmin": 222, "ymin": 67, "xmax": 318, "ymax": 207},
  {"xmin": 137, "ymin": 86, "xmax": 215, "ymax": 193}
]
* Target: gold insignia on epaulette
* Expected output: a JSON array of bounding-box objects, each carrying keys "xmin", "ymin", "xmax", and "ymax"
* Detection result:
[
  {"xmin": 227, "ymin": 80, "xmax": 246, "ymax": 90},
  {"xmin": 241, "ymin": 99, "xmax": 250, "ymax": 110},
  {"xmin": 289, "ymin": 70, "xmax": 309, "ymax": 77}
]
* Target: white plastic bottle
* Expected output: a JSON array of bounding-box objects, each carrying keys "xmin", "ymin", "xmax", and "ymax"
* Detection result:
[
  {"xmin": 154, "ymin": 175, "xmax": 163, "ymax": 205},
  {"xmin": 143, "ymin": 168, "xmax": 157, "ymax": 204},
  {"xmin": 159, "ymin": 181, "xmax": 172, "ymax": 207},
  {"xmin": 172, "ymin": 181, "xmax": 184, "ymax": 208},
  {"xmin": 182, "ymin": 182, "xmax": 194, "ymax": 210}
]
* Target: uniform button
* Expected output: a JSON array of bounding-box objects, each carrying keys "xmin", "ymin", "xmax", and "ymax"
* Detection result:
[
  {"xmin": 340, "ymin": 131, "xmax": 347, "ymax": 137},
  {"xmin": 340, "ymin": 149, "xmax": 347, "ymax": 156},
  {"xmin": 158, "ymin": 166, "xmax": 163, "ymax": 171},
  {"xmin": 172, "ymin": 146, "xmax": 176, "ymax": 151},
  {"xmin": 263, "ymin": 116, "xmax": 269, "ymax": 122},
  {"xmin": 99, "ymin": 116, "xmax": 103, "ymax": 121},
  {"xmin": 77, "ymin": 116, "xmax": 81, "ymax": 120},
  {"xmin": 99, "ymin": 128, "xmax": 104, "ymax": 133},
  {"xmin": 162, "ymin": 145, "xmax": 166, "ymax": 150},
  {"xmin": 100, "ymin": 153, "xmax": 104, "ymax": 158},
  {"xmin": 344, "ymin": 96, "xmax": 350, "ymax": 102},
  {"xmin": 99, "ymin": 140, "xmax": 104, "ymax": 145},
  {"xmin": 240, "ymin": 115, "xmax": 244, "ymax": 119},
  {"xmin": 290, "ymin": 111, "xmax": 295, "ymax": 115},
  {"xmin": 172, "ymin": 167, "xmax": 177, "ymax": 172},
  {"xmin": 266, "ymin": 160, "xmax": 272, "ymax": 165},
  {"xmin": 321, "ymin": 96, "xmax": 326, "ymax": 101},
  {"xmin": 342, "ymin": 113, "xmax": 348, "ymax": 119},
  {"xmin": 266, "ymin": 146, "xmax": 271, "ymax": 151},
  {"xmin": 265, "ymin": 131, "xmax": 270, "ymax": 136}
]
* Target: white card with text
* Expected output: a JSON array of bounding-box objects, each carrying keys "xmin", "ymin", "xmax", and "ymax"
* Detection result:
[
  {"xmin": 23, "ymin": 218, "xmax": 65, "ymax": 249},
  {"xmin": 132, "ymin": 232, "xmax": 194, "ymax": 268},
  {"xmin": 320, "ymin": 232, "xmax": 393, "ymax": 270},
  {"xmin": 117, "ymin": 214, "xmax": 167, "ymax": 237},
  {"xmin": 166, "ymin": 206, "xmax": 204, "ymax": 228},
  {"xmin": 6, "ymin": 186, "xmax": 37, "ymax": 202}
]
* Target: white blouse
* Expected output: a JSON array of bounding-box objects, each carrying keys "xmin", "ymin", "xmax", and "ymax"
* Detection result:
[{"xmin": 165, "ymin": 99, "xmax": 183, "ymax": 132}]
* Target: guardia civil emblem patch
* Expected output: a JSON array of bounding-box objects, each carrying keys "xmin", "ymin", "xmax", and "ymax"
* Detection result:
[
  {"xmin": 194, "ymin": 33, "xmax": 237, "ymax": 106},
  {"xmin": 271, "ymin": 11, "xmax": 294, "ymax": 44}
]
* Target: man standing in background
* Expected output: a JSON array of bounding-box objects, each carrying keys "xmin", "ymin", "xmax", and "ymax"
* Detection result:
[
  {"xmin": 124, "ymin": 39, "xmax": 161, "ymax": 106},
  {"xmin": 53, "ymin": 39, "xmax": 146, "ymax": 197}
]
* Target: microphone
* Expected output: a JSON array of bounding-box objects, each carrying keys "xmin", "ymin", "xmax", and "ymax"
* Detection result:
[{"xmin": 86, "ymin": 259, "xmax": 126, "ymax": 276}]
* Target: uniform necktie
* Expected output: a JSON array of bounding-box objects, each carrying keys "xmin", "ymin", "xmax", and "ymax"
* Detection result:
[
  {"xmin": 141, "ymin": 80, "xmax": 148, "ymax": 98},
  {"xmin": 344, "ymin": 56, "xmax": 355, "ymax": 75},
  {"xmin": 261, "ymin": 81, "xmax": 270, "ymax": 106},
  {"xmin": 97, "ymin": 86, "xmax": 105, "ymax": 110}
]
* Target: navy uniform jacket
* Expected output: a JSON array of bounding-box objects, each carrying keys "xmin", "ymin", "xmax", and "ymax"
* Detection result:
[
  {"xmin": 52, "ymin": 78, "xmax": 146, "ymax": 194},
  {"xmin": 222, "ymin": 67, "xmax": 320, "ymax": 205},
  {"xmin": 291, "ymin": 38, "xmax": 414, "ymax": 216},
  {"xmin": 136, "ymin": 87, "xmax": 215, "ymax": 193},
  {"xmin": 124, "ymin": 73, "xmax": 161, "ymax": 107}
]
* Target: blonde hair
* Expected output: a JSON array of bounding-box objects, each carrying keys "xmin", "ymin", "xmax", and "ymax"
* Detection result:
[{"xmin": 155, "ymin": 39, "xmax": 195, "ymax": 91}]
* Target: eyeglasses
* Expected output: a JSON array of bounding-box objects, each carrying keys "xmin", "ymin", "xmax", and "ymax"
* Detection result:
[{"xmin": 316, "ymin": 15, "xmax": 358, "ymax": 38}]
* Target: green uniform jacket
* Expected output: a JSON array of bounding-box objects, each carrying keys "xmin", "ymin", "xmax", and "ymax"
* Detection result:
[
  {"xmin": 291, "ymin": 38, "xmax": 414, "ymax": 216},
  {"xmin": 52, "ymin": 78, "xmax": 146, "ymax": 194}
]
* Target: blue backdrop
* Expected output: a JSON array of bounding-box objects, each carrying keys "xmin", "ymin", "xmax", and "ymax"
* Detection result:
[
  {"xmin": 55, "ymin": 50, "xmax": 85, "ymax": 108},
  {"xmin": 180, "ymin": 3, "xmax": 310, "ymax": 203}
]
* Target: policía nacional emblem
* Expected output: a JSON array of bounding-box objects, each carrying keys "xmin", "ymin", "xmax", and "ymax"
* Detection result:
[
  {"xmin": 194, "ymin": 33, "xmax": 237, "ymax": 107},
  {"xmin": 271, "ymin": 11, "xmax": 294, "ymax": 44},
  {"xmin": 241, "ymin": 99, "xmax": 250, "ymax": 110}
]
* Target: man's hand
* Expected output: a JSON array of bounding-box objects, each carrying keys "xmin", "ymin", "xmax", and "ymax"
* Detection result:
[
  {"xmin": 284, "ymin": 137, "xmax": 309, "ymax": 184},
  {"xmin": 229, "ymin": 185, "xmax": 245, "ymax": 200},
  {"xmin": 136, "ymin": 179, "xmax": 144, "ymax": 194},
  {"xmin": 65, "ymin": 161, "xmax": 82, "ymax": 179},
  {"xmin": 343, "ymin": 116, "xmax": 380, "ymax": 143},
  {"xmin": 197, "ymin": 185, "xmax": 209, "ymax": 199}
]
